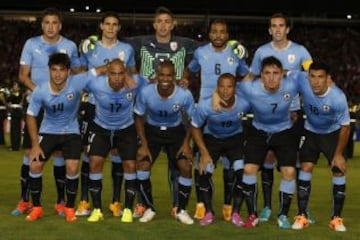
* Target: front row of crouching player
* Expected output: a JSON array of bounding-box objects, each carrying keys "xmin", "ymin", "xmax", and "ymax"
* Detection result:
[{"xmin": 22, "ymin": 53, "xmax": 349, "ymax": 232}]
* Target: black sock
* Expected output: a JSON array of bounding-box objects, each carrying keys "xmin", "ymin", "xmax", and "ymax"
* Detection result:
[
  {"xmin": 89, "ymin": 178, "xmax": 103, "ymax": 209},
  {"xmin": 53, "ymin": 166, "xmax": 66, "ymax": 203},
  {"xmin": 138, "ymin": 178, "xmax": 154, "ymax": 210},
  {"xmin": 261, "ymin": 168, "xmax": 273, "ymax": 209},
  {"xmin": 136, "ymin": 181, "xmax": 145, "ymax": 205},
  {"xmin": 232, "ymin": 169, "xmax": 244, "ymax": 213},
  {"xmin": 297, "ymin": 180, "xmax": 311, "ymax": 216},
  {"xmin": 278, "ymin": 191, "xmax": 293, "ymax": 217},
  {"xmin": 65, "ymin": 177, "xmax": 79, "ymax": 208},
  {"xmin": 111, "ymin": 162, "xmax": 123, "ymax": 203},
  {"xmin": 194, "ymin": 168, "xmax": 203, "ymax": 203},
  {"xmin": 242, "ymin": 182, "xmax": 257, "ymax": 215},
  {"xmin": 332, "ymin": 184, "xmax": 346, "ymax": 218},
  {"xmin": 178, "ymin": 181, "xmax": 192, "ymax": 211},
  {"xmin": 124, "ymin": 179, "xmax": 137, "ymax": 209},
  {"xmin": 168, "ymin": 167, "xmax": 179, "ymax": 207},
  {"xmin": 20, "ymin": 164, "xmax": 30, "ymax": 202},
  {"xmin": 29, "ymin": 175, "xmax": 42, "ymax": 206},
  {"xmin": 223, "ymin": 168, "xmax": 234, "ymax": 205},
  {"xmin": 199, "ymin": 173, "xmax": 214, "ymax": 214},
  {"xmin": 80, "ymin": 161, "xmax": 89, "ymax": 202}
]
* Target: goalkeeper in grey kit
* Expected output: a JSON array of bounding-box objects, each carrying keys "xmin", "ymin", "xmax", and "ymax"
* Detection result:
[{"xmin": 125, "ymin": 6, "xmax": 200, "ymax": 83}]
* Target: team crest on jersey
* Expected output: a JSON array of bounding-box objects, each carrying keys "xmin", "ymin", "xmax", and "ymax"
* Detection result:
[
  {"xmin": 126, "ymin": 92, "xmax": 133, "ymax": 101},
  {"xmin": 170, "ymin": 41, "xmax": 178, "ymax": 51},
  {"xmin": 172, "ymin": 103, "xmax": 180, "ymax": 112},
  {"xmin": 288, "ymin": 54, "xmax": 296, "ymax": 64},
  {"xmin": 118, "ymin": 51, "xmax": 125, "ymax": 61},
  {"xmin": 227, "ymin": 57, "xmax": 235, "ymax": 65},
  {"xmin": 283, "ymin": 92, "xmax": 291, "ymax": 101},
  {"xmin": 322, "ymin": 104, "xmax": 330, "ymax": 112},
  {"xmin": 66, "ymin": 93, "xmax": 74, "ymax": 101},
  {"xmin": 59, "ymin": 49, "xmax": 67, "ymax": 54}
]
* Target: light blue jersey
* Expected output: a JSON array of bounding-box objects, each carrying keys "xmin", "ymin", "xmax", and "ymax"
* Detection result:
[
  {"xmin": 250, "ymin": 41, "xmax": 312, "ymax": 75},
  {"xmin": 239, "ymin": 72, "xmax": 300, "ymax": 133},
  {"xmin": 86, "ymin": 75, "xmax": 145, "ymax": 130},
  {"xmin": 188, "ymin": 43, "xmax": 249, "ymax": 101},
  {"xmin": 80, "ymin": 40, "xmax": 136, "ymax": 69},
  {"xmin": 297, "ymin": 72, "xmax": 350, "ymax": 134},
  {"xmin": 19, "ymin": 36, "xmax": 81, "ymax": 86},
  {"xmin": 80, "ymin": 40, "xmax": 136, "ymax": 104},
  {"xmin": 27, "ymin": 71, "xmax": 95, "ymax": 134},
  {"xmin": 191, "ymin": 97, "xmax": 250, "ymax": 138},
  {"xmin": 134, "ymin": 84, "xmax": 194, "ymax": 127},
  {"xmin": 250, "ymin": 41, "xmax": 312, "ymax": 111}
]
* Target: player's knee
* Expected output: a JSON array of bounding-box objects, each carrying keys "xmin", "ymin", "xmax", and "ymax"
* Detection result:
[
  {"xmin": 331, "ymin": 166, "xmax": 344, "ymax": 175},
  {"xmin": 280, "ymin": 166, "xmax": 296, "ymax": 180},
  {"xmin": 176, "ymin": 154, "xmax": 192, "ymax": 176},
  {"xmin": 178, "ymin": 162, "xmax": 192, "ymax": 178},
  {"xmin": 123, "ymin": 160, "xmax": 136, "ymax": 173},
  {"xmin": 137, "ymin": 157, "xmax": 151, "ymax": 171}
]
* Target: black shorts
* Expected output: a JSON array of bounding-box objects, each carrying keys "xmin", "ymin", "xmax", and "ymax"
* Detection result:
[
  {"xmin": 38, "ymin": 134, "xmax": 82, "ymax": 161},
  {"xmin": 292, "ymin": 110, "xmax": 305, "ymax": 148},
  {"xmin": 204, "ymin": 133, "xmax": 245, "ymax": 167},
  {"xmin": 23, "ymin": 108, "xmax": 44, "ymax": 149},
  {"xmin": 145, "ymin": 123, "xmax": 186, "ymax": 164},
  {"xmin": 88, "ymin": 123, "xmax": 137, "ymax": 160},
  {"xmin": 244, "ymin": 125, "xmax": 298, "ymax": 167},
  {"xmin": 299, "ymin": 129, "xmax": 346, "ymax": 165}
]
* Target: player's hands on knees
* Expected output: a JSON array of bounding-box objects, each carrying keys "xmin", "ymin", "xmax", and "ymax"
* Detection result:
[
  {"xmin": 331, "ymin": 154, "xmax": 346, "ymax": 174},
  {"xmin": 136, "ymin": 145, "xmax": 152, "ymax": 164},
  {"xmin": 29, "ymin": 145, "xmax": 45, "ymax": 162},
  {"xmin": 178, "ymin": 143, "xmax": 193, "ymax": 159},
  {"xmin": 199, "ymin": 154, "xmax": 213, "ymax": 175}
]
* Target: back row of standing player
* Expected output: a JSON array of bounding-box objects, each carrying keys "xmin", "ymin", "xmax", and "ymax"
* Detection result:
[{"xmin": 13, "ymin": 6, "xmax": 349, "ymax": 232}]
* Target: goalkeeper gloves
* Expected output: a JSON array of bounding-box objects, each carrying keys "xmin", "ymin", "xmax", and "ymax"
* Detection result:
[
  {"xmin": 79, "ymin": 35, "xmax": 98, "ymax": 54},
  {"xmin": 227, "ymin": 40, "xmax": 248, "ymax": 60}
]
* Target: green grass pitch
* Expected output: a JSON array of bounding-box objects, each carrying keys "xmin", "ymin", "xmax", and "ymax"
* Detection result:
[{"xmin": 0, "ymin": 142, "xmax": 359, "ymax": 240}]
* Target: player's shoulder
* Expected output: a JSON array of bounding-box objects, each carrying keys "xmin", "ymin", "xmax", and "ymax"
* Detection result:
[
  {"xmin": 117, "ymin": 41, "xmax": 134, "ymax": 50},
  {"xmin": 289, "ymin": 40, "xmax": 308, "ymax": 51},
  {"xmin": 286, "ymin": 69, "xmax": 304, "ymax": 79},
  {"xmin": 289, "ymin": 40, "xmax": 303, "ymax": 47},
  {"xmin": 329, "ymin": 84, "xmax": 347, "ymax": 98},
  {"xmin": 257, "ymin": 41, "xmax": 272, "ymax": 50},
  {"xmin": 60, "ymin": 36, "xmax": 77, "ymax": 47},
  {"xmin": 176, "ymin": 85, "xmax": 193, "ymax": 96},
  {"xmin": 24, "ymin": 35, "xmax": 42, "ymax": 45},
  {"xmin": 195, "ymin": 43, "xmax": 210, "ymax": 51},
  {"xmin": 32, "ymin": 83, "xmax": 48, "ymax": 95},
  {"xmin": 197, "ymin": 98, "xmax": 211, "ymax": 109},
  {"xmin": 141, "ymin": 82, "xmax": 154, "ymax": 93}
]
